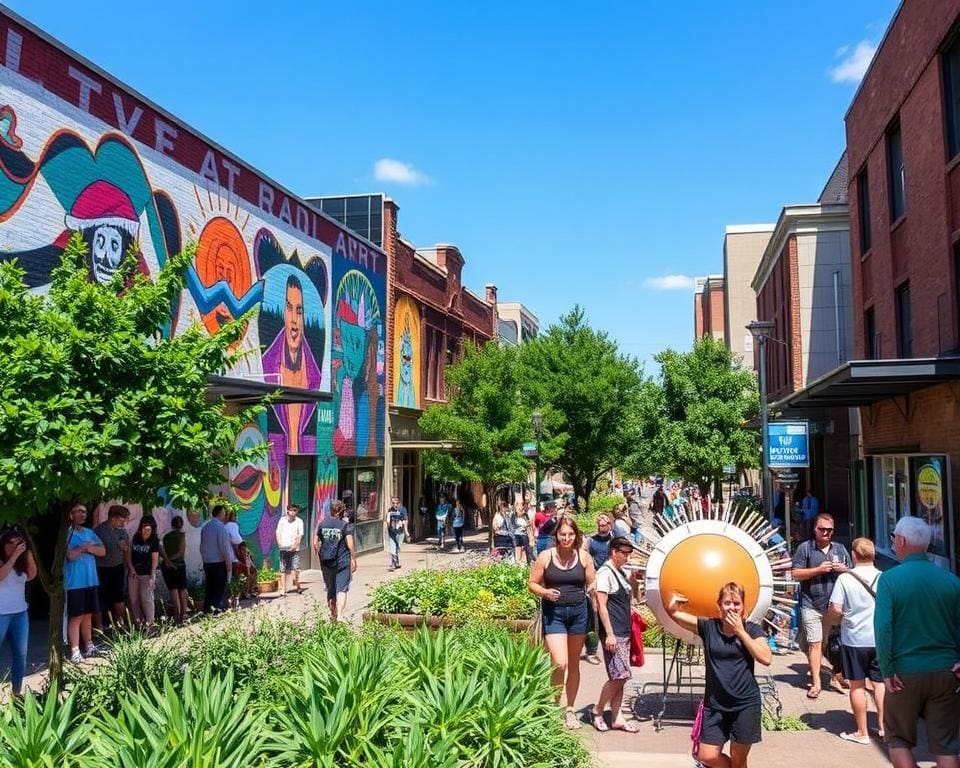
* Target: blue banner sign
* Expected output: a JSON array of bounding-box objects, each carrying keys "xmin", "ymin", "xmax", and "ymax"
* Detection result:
[{"xmin": 766, "ymin": 421, "xmax": 809, "ymax": 469}]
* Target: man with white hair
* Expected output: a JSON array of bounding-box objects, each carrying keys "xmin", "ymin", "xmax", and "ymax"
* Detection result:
[{"xmin": 874, "ymin": 516, "xmax": 960, "ymax": 768}]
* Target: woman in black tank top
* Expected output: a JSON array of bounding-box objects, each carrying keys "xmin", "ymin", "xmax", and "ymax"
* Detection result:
[{"xmin": 528, "ymin": 515, "xmax": 596, "ymax": 730}]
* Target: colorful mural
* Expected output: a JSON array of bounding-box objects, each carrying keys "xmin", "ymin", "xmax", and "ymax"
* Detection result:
[
  {"xmin": 0, "ymin": 14, "xmax": 386, "ymax": 563},
  {"xmin": 392, "ymin": 294, "xmax": 421, "ymax": 409}
]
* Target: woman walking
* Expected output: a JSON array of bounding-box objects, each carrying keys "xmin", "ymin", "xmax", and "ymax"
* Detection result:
[
  {"xmin": 492, "ymin": 500, "xmax": 515, "ymax": 561},
  {"xmin": 535, "ymin": 499, "xmax": 558, "ymax": 554},
  {"xmin": 513, "ymin": 502, "xmax": 534, "ymax": 564},
  {"xmin": 667, "ymin": 583, "xmax": 771, "ymax": 767},
  {"xmin": 451, "ymin": 499, "xmax": 466, "ymax": 553},
  {"xmin": 0, "ymin": 529, "xmax": 36, "ymax": 696},
  {"xmin": 528, "ymin": 516, "xmax": 596, "ymax": 729},
  {"xmin": 591, "ymin": 536, "xmax": 640, "ymax": 732},
  {"xmin": 315, "ymin": 500, "xmax": 357, "ymax": 621}
]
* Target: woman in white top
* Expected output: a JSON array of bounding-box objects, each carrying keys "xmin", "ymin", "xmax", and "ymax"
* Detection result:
[
  {"xmin": 513, "ymin": 502, "xmax": 533, "ymax": 564},
  {"xmin": 0, "ymin": 529, "xmax": 36, "ymax": 696}
]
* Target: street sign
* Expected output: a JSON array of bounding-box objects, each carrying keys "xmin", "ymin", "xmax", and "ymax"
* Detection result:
[
  {"xmin": 522, "ymin": 442, "xmax": 539, "ymax": 457},
  {"xmin": 775, "ymin": 470, "xmax": 799, "ymax": 485},
  {"xmin": 766, "ymin": 421, "xmax": 809, "ymax": 469},
  {"xmin": 722, "ymin": 464, "xmax": 736, "ymax": 476}
]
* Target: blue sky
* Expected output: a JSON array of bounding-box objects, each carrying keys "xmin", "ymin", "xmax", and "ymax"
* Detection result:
[{"xmin": 7, "ymin": 1, "xmax": 899, "ymax": 373}]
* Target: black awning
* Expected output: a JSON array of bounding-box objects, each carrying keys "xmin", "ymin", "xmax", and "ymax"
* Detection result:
[
  {"xmin": 206, "ymin": 375, "xmax": 332, "ymax": 405},
  {"xmin": 774, "ymin": 357, "xmax": 960, "ymax": 410}
]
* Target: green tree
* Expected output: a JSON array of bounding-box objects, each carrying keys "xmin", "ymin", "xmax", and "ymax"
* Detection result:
[
  {"xmin": 520, "ymin": 307, "xmax": 645, "ymax": 512},
  {"xmin": 418, "ymin": 341, "xmax": 534, "ymax": 525},
  {"xmin": 632, "ymin": 335, "xmax": 759, "ymax": 494},
  {"xmin": 0, "ymin": 234, "xmax": 262, "ymax": 681}
]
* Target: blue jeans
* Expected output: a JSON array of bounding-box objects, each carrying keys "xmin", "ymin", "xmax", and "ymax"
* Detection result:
[
  {"xmin": 436, "ymin": 521, "xmax": 446, "ymax": 547},
  {"xmin": 0, "ymin": 610, "xmax": 28, "ymax": 694},
  {"xmin": 387, "ymin": 530, "xmax": 402, "ymax": 565}
]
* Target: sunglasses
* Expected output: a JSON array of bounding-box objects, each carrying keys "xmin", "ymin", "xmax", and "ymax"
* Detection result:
[{"xmin": 816, "ymin": 527, "xmax": 834, "ymax": 533}]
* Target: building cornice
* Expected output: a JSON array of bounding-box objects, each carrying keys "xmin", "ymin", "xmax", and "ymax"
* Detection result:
[{"xmin": 751, "ymin": 203, "xmax": 850, "ymax": 293}]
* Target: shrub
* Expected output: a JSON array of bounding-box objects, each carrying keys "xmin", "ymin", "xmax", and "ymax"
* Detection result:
[{"xmin": 369, "ymin": 563, "xmax": 537, "ymax": 621}]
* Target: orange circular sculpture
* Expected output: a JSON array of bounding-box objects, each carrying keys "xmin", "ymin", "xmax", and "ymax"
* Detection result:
[{"xmin": 657, "ymin": 533, "xmax": 760, "ymax": 619}]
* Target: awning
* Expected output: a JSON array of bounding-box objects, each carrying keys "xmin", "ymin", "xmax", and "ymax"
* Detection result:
[
  {"xmin": 390, "ymin": 440, "xmax": 460, "ymax": 451},
  {"xmin": 206, "ymin": 375, "xmax": 332, "ymax": 404},
  {"xmin": 773, "ymin": 357, "xmax": 960, "ymax": 410}
]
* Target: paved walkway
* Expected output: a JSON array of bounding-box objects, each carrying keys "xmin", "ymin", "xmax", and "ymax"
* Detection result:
[{"xmin": 15, "ymin": 525, "xmax": 932, "ymax": 766}]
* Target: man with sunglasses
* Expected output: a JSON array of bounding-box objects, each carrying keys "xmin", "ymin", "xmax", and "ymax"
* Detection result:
[{"xmin": 792, "ymin": 512, "xmax": 852, "ymax": 698}]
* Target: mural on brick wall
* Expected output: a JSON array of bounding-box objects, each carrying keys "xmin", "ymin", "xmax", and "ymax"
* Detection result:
[
  {"xmin": 392, "ymin": 293, "xmax": 421, "ymax": 409},
  {"xmin": 0, "ymin": 16, "xmax": 386, "ymax": 570}
]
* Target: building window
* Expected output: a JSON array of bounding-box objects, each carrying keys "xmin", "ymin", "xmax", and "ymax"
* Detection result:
[
  {"xmin": 864, "ymin": 307, "xmax": 876, "ymax": 359},
  {"xmin": 896, "ymin": 281, "xmax": 912, "ymax": 357},
  {"xmin": 887, "ymin": 122, "xmax": 906, "ymax": 221},
  {"xmin": 857, "ymin": 168, "xmax": 871, "ymax": 254},
  {"xmin": 944, "ymin": 30, "xmax": 960, "ymax": 159}
]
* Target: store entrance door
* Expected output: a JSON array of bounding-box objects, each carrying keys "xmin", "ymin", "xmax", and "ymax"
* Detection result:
[{"xmin": 287, "ymin": 456, "xmax": 316, "ymax": 569}]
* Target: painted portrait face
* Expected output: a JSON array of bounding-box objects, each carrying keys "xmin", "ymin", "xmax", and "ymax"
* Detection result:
[
  {"xmin": 400, "ymin": 327, "xmax": 413, "ymax": 385},
  {"xmin": 339, "ymin": 319, "xmax": 366, "ymax": 379},
  {"xmin": 284, "ymin": 280, "xmax": 304, "ymax": 354},
  {"xmin": 89, "ymin": 224, "xmax": 124, "ymax": 283}
]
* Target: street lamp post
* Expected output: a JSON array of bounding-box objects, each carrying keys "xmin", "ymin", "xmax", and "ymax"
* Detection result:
[
  {"xmin": 747, "ymin": 320, "xmax": 775, "ymax": 527},
  {"xmin": 532, "ymin": 411, "xmax": 543, "ymax": 511}
]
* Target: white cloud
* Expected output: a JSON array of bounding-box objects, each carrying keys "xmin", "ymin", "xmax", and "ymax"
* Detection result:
[
  {"xmin": 642, "ymin": 274, "xmax": 696, "ymax": 291},
  {"xmin": 373, "ymin": 158, "xmax": 431, "ymax": 186},
  {"xmin": 829, "ymin": 40, "xmax": 877, "ymax": 84}
]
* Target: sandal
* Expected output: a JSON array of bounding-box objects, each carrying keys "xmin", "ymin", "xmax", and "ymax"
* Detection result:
[
  {"xmin": 806, "ymin": 688, "xmax": 821, "ymax": 699},
  {"xmin": 565, "ymin": 709, "xmax": 582, "ymax": 730},
  {"xmin": 610, "ymin": 721, "xmax": 639, "ymax": 733},
  {"xmin": 591, "ymin": 712, "xmax": 609, "ymax": 732}
]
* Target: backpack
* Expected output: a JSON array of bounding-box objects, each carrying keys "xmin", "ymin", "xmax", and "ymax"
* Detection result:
[{"xmin": 316, "ymin": 520, "xmax": 344, "ymax": 565}]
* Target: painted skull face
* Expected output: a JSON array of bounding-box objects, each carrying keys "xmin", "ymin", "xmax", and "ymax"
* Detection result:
[
  {"xmin": 339, "ymin": 320, "xmax": 367, "ymax": 379},
  {"xmin": 90, "ymin": 224, "xmax": 124, "ymax": 283},
  {"xmin": 399, "ymin": 328, "xmax": 413, "ymax": 385}
]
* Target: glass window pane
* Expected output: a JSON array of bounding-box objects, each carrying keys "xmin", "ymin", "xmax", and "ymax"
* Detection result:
[{"xmin": 321, "ymin": 198, "xmax": 346, "ymax": 219}]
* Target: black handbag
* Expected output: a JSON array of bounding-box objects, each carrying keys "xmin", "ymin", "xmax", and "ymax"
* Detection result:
[{"xmin": 826, "ymin": 628, "xmax": 843, "ymax": 668}]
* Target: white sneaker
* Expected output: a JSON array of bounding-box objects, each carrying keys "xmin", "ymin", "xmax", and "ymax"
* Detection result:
[
  {"xmin": 84, "ymin": 643, "xmax": 101, "ymax": 657},
  {"xmin": 69, "ymin": 649, "xmax": 84, "ymax": 664}
]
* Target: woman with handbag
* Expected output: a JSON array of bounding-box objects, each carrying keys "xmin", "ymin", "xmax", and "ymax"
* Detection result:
[
  {"xmin": 667, "ymin": 582, "xmax": 771, "ymax": 768},
  {"xmin": 590, "ymin": 536, "xmax": 640, "ymax": 732}
]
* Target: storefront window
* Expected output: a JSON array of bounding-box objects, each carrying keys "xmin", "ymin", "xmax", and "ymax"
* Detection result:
[
  {"xmin": 874, "ymin": 456, "xmax": 909, "ymax": 555},
  {"xmin": 337, "ymin": 462, "xmax": 383, "ymax": 554},
  {"xmin": 356, "ymin": 469, "xmax": 381, "ymax": 522}
]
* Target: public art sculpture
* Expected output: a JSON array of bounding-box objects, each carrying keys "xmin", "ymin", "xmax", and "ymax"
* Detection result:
[{"xmin": 639, "ymin": 501, "xmax": 797, "ymax": 646}]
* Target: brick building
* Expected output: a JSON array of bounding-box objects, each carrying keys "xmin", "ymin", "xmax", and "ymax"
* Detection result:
[
  {"xmin": 751, "ymin": 155, "xmax": 855, "ymax": 537},
  {"xmin": 723, "ymin": 225, "xmax": 773, "ymax": 371},
  {"xmin": 847, "ymin": 0, "xmax": 960, "ymax": 569},
  {"xmin": 309, "ymin": 194, "xmax": 499, "ymax": 539},
  {"xmin": 694, "ymin": 274, "xmax": 725, "ymax": 340},
  {"xmin": 0, "ymin": 9, "xmax": 387, "ymax": 570}
]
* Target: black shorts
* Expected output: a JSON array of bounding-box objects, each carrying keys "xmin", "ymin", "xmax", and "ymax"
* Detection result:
[
  {"xmin": 161, "ymin": 561, "xmax": 187, "ymax": 591},
  {"xmin": 279, "ymin": 550, "xmax": 301, "ymax": 573},
  {"xmin": 67, "ymin": 586, "xmax": 100, "ymax": 618},
  {"xmin": 840, "ymin": 644, "xmax": 882, "ymax": 683},
  {"xmin": 97, "ymin": 564, "xmax": 126, "ymax": 605},
  {"xmin": 700, "ymin": 702, "xmax": 762, "ymax": 746},
  {"xmin": 320, "ymin": 562, "xmax": 351, "ymax": 601}
]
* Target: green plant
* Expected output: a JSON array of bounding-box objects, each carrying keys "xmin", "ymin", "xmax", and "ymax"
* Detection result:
[
  {"xmin": 762, "ymin": 711, "xmax": 809, "ymax": 731},
  {"xmin": 257, "ymin": 565, "xmax": 280, "ymax": 583},
  {"xmin": 227, "ymin": 573, "xmax": 246, "ymax": 597},
  {"xmin": 92, "ymin": 666, "xmax": 269, "ymax": 767},
  {"xmin": 0, "ymin": 686, "xmax": 94, "ymax": 768}
]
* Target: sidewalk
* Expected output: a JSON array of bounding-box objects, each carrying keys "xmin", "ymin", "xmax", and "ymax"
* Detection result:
[{"xmin": 15, "ymin": 528, "xmax": 931, "ymax": 767}]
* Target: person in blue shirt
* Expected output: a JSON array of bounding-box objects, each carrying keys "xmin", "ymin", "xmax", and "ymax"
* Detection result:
[
  {"xmin": 435, "ymin": 494, "xmax": 451, "ymax": 550},
  {"xmin": 801, "ymin": 491, "xmax": 820, "ymax": 540},
  {"xmin": 64, "ymin": 503, "xmax": 105, "ymax": 663}
]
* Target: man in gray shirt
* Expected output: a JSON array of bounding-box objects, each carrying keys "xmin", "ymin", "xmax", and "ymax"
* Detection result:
[
  {"xmin": 93, "ymin": 504, "xmax": 132, "ymax": 630},
  {"xmin": 200, "ymin": 505, "xmax": 233, "ymax": 612}
]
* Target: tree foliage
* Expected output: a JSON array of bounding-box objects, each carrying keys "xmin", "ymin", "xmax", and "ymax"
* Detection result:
[
  {"xmin": 520, "ymin": 307, "xmax": 645, "ymax": 510},
  {"xmin": 0, "ymin": 233, "xmax": 263, "ymax": 679},
  {"xmin": 629, "ymin": 335, "xmax": 759, "ymax": 491},
  {"xmin": 418, "ymin": 342, "xmax": 533, "ymax": 513}
]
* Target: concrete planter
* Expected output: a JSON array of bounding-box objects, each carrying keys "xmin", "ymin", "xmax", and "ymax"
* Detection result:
[{"xmin": 256, "ymin": 580, "xmax": 278, "ymax": 595}]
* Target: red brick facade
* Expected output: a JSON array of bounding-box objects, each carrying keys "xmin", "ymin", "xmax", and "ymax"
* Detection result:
[
  {"xmin": 694, "ymin": 277, "xmax": 725, "ymax": 341},
  {"xmin": 846, "ymin": 0, "xmax": 960, "ymax": 565},
  {"xmin": 755, "ymin": 236, "xmax": 803, "ymax": 401}
]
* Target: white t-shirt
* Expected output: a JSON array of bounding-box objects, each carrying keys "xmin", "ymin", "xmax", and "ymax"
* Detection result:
[
  {"xmin": 276, "ymin": 516, "xmax": 304, "ymax": 550},
  {"xmin": 0, "ymin": 569, "xmax": 27, "ymax": 615},
  {"xmin": 223, "ymin": 521, "xmax": 242, "ymax": 563},
  {"xmin": 596, "ymin": 563, "xmax": 630, "ymax": 595},
  {"xmin": 828, "ymin": 564, "xmax": 882, "ymax": 648}
]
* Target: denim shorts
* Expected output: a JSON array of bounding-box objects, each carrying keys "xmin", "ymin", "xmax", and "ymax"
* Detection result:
[{"xmin": 542, "ymin": 599, "xmax": 589, "ymax": 635}]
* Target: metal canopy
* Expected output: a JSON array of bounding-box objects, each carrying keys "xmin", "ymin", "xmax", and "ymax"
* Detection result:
[
  {"xmin": 205, "ymin": 375, "xmax": 332, "ymax": 405},
  {"xmin": 774, "ymin": 358, "xmax": 960, "ymax": 410}
]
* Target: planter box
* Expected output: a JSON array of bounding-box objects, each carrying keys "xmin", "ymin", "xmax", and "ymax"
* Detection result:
[
  {"xmin": 362, "ymin": 612, "xmax": 534, "ymax": 633},
  {"xmin": 257, "ymin": 580, "xmax": 278, "ymax": 595}
]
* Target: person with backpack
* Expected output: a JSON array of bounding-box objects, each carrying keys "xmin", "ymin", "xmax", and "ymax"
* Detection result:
[
  {"xmin": 314, "ymin": 500, "xmax": 356, "ymax": 622},
  {"xmin": 827, "ymin": 537, "xmax": 885, "ymax": 745},
  {"xmin": 590, "ymin": 536, "xmax": 640, "ymax": 732}
]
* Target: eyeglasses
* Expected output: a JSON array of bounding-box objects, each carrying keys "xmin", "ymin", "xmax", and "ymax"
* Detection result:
[
  {"xmin": 816, "ymin": 527, "xmax": 834, "ymax": 533},
  {"xmin": 890, "ymin": 533, "xmax": 899, "ymax": 543}
]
